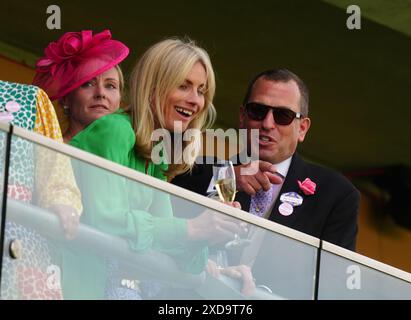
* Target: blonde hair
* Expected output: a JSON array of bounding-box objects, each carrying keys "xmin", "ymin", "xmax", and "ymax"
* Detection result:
[
  {"xmin": 128, "ymin": 38, "xmax": 216, "ymax": 179},
  {"xmin": 115, "ymin": 64, "xmax": 125, "ymax": 100}
]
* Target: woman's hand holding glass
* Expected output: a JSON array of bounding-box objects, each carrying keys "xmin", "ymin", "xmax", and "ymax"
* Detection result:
[{"xmin": 186, "ymin": 209, "xmax": 248, "ymax": 245}]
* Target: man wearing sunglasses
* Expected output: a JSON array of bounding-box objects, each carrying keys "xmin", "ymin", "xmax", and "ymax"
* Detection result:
[{"xmin": 172, "ymin": 68, "xmax": 359, "ymax": 252}]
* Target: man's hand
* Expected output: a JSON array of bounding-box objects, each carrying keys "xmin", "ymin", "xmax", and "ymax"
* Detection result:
[{"xmin": 234, "ymin": 160, "xmax": 283, "ymax": 196}]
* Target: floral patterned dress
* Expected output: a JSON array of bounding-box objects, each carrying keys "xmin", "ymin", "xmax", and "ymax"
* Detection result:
[{"xmin": 0, "ymin": 80, "xmax": 82, "ymax": 299}]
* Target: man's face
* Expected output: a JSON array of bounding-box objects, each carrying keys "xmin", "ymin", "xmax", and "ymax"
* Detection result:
[{"xmin": 240, "ymin": 78, "xmax": 311, "ymax": 164}]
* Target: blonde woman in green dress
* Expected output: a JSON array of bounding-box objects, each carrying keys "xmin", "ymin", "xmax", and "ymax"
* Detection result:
[{"xmin": 35, "ymin": 36, "xmax": 254, "ymax": 299}]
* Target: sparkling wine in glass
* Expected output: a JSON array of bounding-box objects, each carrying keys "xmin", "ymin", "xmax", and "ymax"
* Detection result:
[
  {"xmin": 213, "ymin": 161, "xmax": 236, "ymax": 202},
  {"xmin": 212, "ymin": 161, "xmax": 251, "ymax": 250}
]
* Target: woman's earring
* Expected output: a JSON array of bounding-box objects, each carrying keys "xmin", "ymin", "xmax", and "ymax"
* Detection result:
[{"xmin": 63, "ymin": 105, "xmax": 69, "ymax": 115}]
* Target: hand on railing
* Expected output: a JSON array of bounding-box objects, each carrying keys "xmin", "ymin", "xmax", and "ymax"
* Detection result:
[
  {"xmin": 224, "ymin": 201, "xmax": 241, "ymax": 209},
  {"xmin": 206, "ymin": 259, "xmax": 256, "ymax": 296},
  {"xmin": 49, "ymin": 204, "xmax": 80, "ymax": 240}
]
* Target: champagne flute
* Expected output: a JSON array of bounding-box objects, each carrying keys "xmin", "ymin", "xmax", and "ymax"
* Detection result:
[
  {"xmin": 212, "ymin": 160, "xmax": 251, "ymax": 250},
  {"xmin": 213, "ymin": 160, "xmax": 236, "ymax": 203}
]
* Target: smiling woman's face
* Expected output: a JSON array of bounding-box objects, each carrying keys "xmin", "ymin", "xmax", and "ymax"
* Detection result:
[
  {"xmin": 163, "ymin": 61, "xmax": 207, "ymax": 133},
  {"xmin": 64, "ymin": 67, "xmax": 121, "ymax": 129}
]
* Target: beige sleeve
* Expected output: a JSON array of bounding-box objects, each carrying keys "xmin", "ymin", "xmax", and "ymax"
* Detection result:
[{"xmin": 33, "ymin": 88, "xmax": 83, "ymax": 215}]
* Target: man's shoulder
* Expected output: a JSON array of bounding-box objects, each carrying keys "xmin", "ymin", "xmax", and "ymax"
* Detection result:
[
  {"xmin": 297, "ymin": 155, "xmax": 358, "ymax": 194},
  {"xmin": 171, "ymin": 156, "xmax": 215, "ymax": 195}
]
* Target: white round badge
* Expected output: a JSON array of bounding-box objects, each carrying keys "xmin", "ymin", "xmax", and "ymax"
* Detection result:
[
  {"xmin": 280, "ymin": 192, "xmax": 303, "ymax": 206},
  {"xmin": 279, "ymin": 202, "xmax": 294, "ymax": 216}
]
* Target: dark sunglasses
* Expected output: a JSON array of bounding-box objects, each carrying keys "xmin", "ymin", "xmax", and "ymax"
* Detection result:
[{"xmin": 245, "ymin": 102, "xmax": 302, "ymax": 125}]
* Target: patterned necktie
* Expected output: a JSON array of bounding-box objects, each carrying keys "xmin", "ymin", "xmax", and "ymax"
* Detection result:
[{"xmin": 250, "ymin": 185, "xmax": 274, "ymax": 217}]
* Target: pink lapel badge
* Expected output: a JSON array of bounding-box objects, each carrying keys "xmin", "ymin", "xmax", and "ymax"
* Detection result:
[
  {"xmin": 297, "ymin": 178, "xmax": 316, "ymax": 196},
  {"xmin": 0, "ymin": 101, "xmax": 22, "ymax": 123}
]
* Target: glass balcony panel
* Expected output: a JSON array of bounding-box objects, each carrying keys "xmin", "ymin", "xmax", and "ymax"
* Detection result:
[
  {"xmin": 318, "ymin": 242, "xmax": 411, "ymax": 299},
  {"xmin": 172, "ymin": 193, "xmax": 318, "ymax": 299},
  {"xmin": 1, "ymin": 132, "xmax": 319, "ymax": 300},
  {"xmin": 0, "ymin": 126, "xmax": 8, "ymax": 227}
]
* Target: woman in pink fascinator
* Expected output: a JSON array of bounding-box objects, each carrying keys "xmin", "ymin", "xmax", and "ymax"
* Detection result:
[
  {"xmin": 33, "ymin": 29, "xmax": 129, "ymax": 143},
  {"xmin": 32, "ymin": 30, "xmax": 130, "ymax": 299},
  {"xmin": 1, "ymin": 29, "xmax": 128, "ymax": 300}
]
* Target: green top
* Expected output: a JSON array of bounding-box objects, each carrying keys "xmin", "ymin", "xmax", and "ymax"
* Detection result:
[{"xmin": 61, "ymin": 111, "xmax": 207, "ymax": 299}]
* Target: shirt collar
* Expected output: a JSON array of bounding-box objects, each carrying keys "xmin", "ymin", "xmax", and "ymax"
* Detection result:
[{"xmin": 274, "ymin": 156, "xmax": 292, "ymax": 179}]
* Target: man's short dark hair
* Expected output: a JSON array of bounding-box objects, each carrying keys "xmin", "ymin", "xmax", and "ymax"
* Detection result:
[{"xmin": 242, "ymin": 68, "xmax": 309, "ymax": 117}]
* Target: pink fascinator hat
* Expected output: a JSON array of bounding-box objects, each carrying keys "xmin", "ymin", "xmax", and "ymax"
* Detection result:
[{"xmin": 33, "ymin": 30, "xmax": 129, "ymax": 100}]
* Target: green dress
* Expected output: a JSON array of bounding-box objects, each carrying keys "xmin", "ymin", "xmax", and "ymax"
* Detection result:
[{"xmin": 63, "ymin": 111, "xmax": 207, "ymax": 299}]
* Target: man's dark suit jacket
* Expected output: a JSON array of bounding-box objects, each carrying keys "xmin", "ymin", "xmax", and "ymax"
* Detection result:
[{"xmin": 172, "ymin": 153, "xmax": 360, "ymax": 251}]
